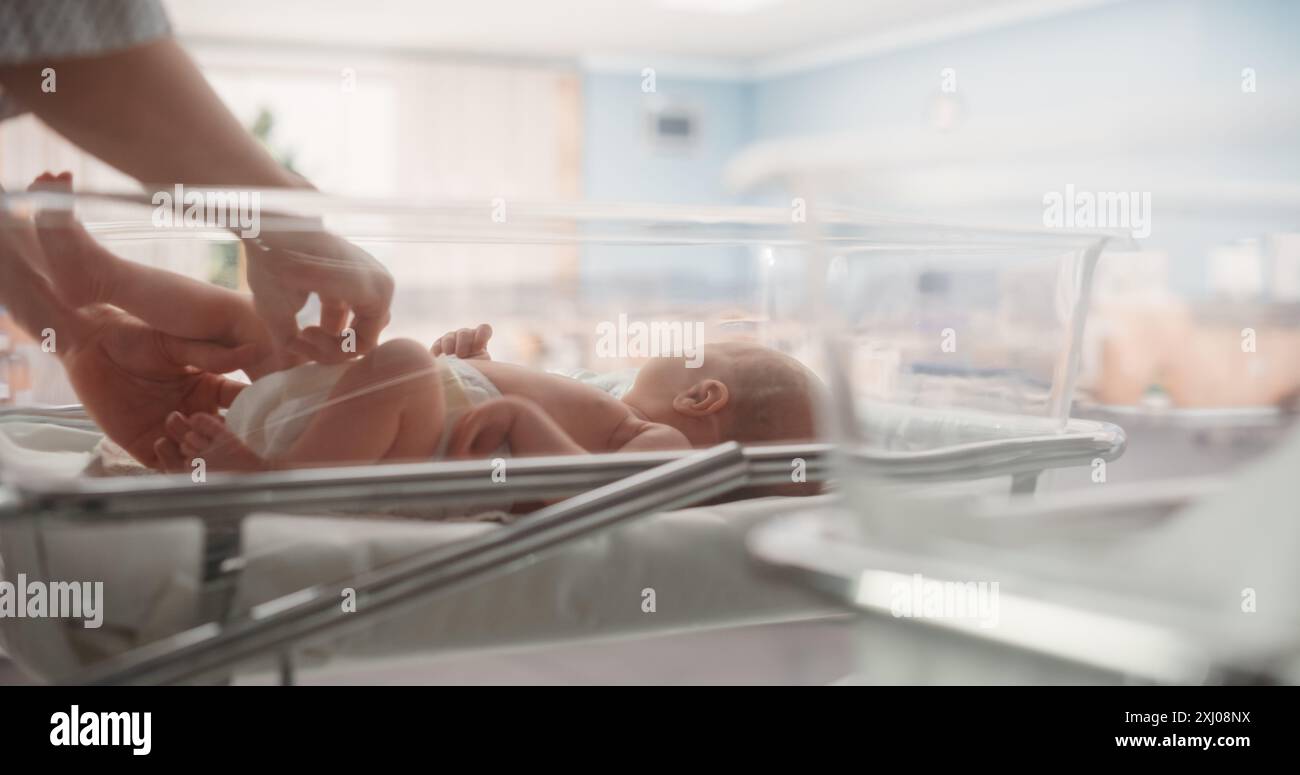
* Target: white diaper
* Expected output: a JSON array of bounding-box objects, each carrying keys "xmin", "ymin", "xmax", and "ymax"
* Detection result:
[{"xmin": 225, "ymin": 356, "xmax": 507, "ymax": 461}]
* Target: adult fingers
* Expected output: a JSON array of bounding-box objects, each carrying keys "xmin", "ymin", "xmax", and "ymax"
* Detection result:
[
  {"xmin": 249, "ymin": 285, "xmax": 304, "ymax": 349},
  {"xmin": 217, "ymin": 379, "xmax": 249, "ymax": 408},
  {"xmin": 318, "ymin": 296, "xmax": 349, "ymax": 336},
  {"xmin": 273, "ymin": 247, "xmax": 393, "ymax": 353},
  {"xmin": 245, "ymin": 250, "xmax": 308, "ymax": 347},
  {"xmin": 294, "ymin": 325, "xmax": 358, "ymax": 364},
  {"xmin": 158, "ymin": 335, "xmax": 261, "ymax": 374},
  {"xmin": 347, "ymin": 307, "xmax": 389, "ymax": 357}
]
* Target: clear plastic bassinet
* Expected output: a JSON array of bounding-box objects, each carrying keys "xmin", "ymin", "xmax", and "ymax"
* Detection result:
[{"xmin": 0, "ymin": 190, "xmax": 1125, "ymax": 683}]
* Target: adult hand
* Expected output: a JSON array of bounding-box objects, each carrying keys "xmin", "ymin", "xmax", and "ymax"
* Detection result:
[
  {"xmin": 60, "ymin": 305, "xmax": 249, "ymax": 468},
  {"xmin": 245, "ymin": 229, "xmax": 394, "ymax": 365},
  {"xmin": 4, "ymin": 182, "xmax": 249, "ymax": 468},
  {"xmin": 29, "ymin": 171, "xmax": 284, "ymax": 380}
]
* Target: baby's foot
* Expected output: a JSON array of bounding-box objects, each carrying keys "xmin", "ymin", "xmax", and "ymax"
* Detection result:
[
  {"xmin": 175, "ymin": 412, "xmax": 272, "ymax": 473},
  {"xmin": 29, "ymin": 171, "xmax": 123, "ymax": 308}
]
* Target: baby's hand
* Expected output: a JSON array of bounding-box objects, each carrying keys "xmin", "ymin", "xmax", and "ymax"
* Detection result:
[{"xmin": 431, "ymin": 324, "xmax": 492, "ymax": 360}]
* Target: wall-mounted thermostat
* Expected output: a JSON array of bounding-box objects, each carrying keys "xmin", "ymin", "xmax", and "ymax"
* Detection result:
[{"xmin": 646, "ymin": 105, "xmax": 699, "ymax": 153}]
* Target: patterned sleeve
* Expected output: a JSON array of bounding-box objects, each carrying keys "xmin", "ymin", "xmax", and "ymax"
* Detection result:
[{"xmin": 0, "ymin": 0, "xmax": 173, "ymax": 118}]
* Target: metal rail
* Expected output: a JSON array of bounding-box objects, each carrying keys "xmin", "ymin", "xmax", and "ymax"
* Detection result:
[
  {"xmin": 4, "ymin": 443, "xmax": 831, "ymax": 522},
  {"xmin": 2, "ymin": 411, "xmax": 1124, "ymax": 523},
  {"xmin": 69, "ymin": 442, "xmax": 750, "ymax": 685},
  {"xmin": 4, "ymin": 423, "xmax": 1122, "ymax": 522}
]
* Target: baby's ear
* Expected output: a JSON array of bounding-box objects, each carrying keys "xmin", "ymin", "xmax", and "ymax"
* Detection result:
[{"xmin": 672, "ymin": 378, "xmax": 729, "ymax": 417}]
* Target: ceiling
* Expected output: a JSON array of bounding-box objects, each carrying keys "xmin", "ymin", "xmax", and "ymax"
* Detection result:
[{"xmin": 163, "ymin": 0, "xmax": 1116, "ymax": 74}]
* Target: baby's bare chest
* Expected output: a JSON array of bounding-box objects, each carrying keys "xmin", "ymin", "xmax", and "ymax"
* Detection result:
[{"xmin": 468, "ymin": 361, "xmax": 633, "ymax": 449}]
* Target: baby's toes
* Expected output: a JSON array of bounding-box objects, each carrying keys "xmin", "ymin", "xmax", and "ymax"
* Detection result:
[
  {"xmin": 29, "ymin": 174, "xmax": 75, "ymax": 223},
  {"xmin": 153, "ymin": 437, "xmax": 187, "ymax": 473},
  {"xmin": 165, "ymin": 411, "xmax": 193, "ymax": 443},
  {"xmin": 179, "ymin": 431, "xmax": 211, "ymax": 460},
  {"xmin": 190, "ymin": 413, "xmax": 227, "ymax": 437}
]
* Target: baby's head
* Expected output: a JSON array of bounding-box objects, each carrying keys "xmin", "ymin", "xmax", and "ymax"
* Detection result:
[{"xmin": 622, "ymin": 342, "xmax": 821, "ymax": 446}]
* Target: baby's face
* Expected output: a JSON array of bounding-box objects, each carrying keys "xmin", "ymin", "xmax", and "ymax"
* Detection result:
[
  {"xmin": 621, "ymin": 343, "xmax": 818, "ymax": 443},
  {"xmin": 622, "ymin": 345, "xmax": 731, "ymax": 411}
]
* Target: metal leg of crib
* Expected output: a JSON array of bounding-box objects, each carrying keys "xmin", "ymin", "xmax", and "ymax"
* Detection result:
[
  {"xmin": 0, "ymin": 404, "xmax": 90, "ymax": 422},
  {"xmin": 1010, "ymin": 471, "xmax": 1039, "ymax": 495},
  {"xmin": 279, "ymin": 652, "xmax": 295, "ymax": 687},
  {"xmin": 68, "ymin": 442, "xmax": 751, "ymax": 686},
  {"xmin": 197, "ymin": 519, "xmax": 244, "ymax": 626}
]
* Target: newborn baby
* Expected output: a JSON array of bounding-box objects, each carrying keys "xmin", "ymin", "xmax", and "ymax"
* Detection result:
[
  {"xmin": 181, "ymin": 330, "xmax": 819, "ymax": 472},
  {"xmin": 28, "ymin": 173, "xmax": 819, "ymax": 473}
]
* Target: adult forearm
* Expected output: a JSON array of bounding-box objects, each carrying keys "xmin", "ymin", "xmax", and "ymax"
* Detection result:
[{"xmin": 0, "ymin": 39, "xmax": 305, "ymax": 190}]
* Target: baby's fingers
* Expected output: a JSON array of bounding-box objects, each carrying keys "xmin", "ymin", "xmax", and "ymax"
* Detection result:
[
  {"xmin": 454, "ymin": 328, "xmax": 480, "ymax": 358},
  {"xmin": 158, "ymin": 335, "xmax": 260, "ymax": 374},
  {"xmin": 434, "ymin": 331, "xmax": 458, "ymax": 358}
]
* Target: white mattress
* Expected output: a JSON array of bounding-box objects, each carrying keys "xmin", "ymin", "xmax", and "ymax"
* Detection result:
[
  {"xmin": 237, "ymin": 496, "xmax": 840, "ymax": 674},
  {"xmin": 0, "ymin": 396, "xmax": 1119, "ymax": 681},
  {"xmin": 0, "ymin": 482, "xmax": 837, "ymax": 681}
]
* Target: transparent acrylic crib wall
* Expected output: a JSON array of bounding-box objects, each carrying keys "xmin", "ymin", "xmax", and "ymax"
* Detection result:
[
  {"xmin": 2, "ymin": 193, "xmax": 827, "ymax": 432},
  {"xmin": 725, "ymin": 143, "xmax": 1130, "ymax": 456},
  {"xmin": 0, "ymin": 191, "xmax": 1130, "ymax": 684},
  {"xmin": 0, "ymin": 191, "xmax": 1122, "ymax": 486},
  {"xmin": 822, "ymin": 212, "xmax": 1108, "ymax": 426},
  {"xmin": 802, "ymin": 208, "xmax": 1125, "ymax": 549}
]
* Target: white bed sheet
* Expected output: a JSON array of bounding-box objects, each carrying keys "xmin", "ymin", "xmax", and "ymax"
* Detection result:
[
  {"xmin": 0, "ymin": 396, "xmax": 1117, "ymax": 681},
  {"xmin": 1, "ymin": 435, "xmax": 836, "ymax": 681},
  {"xmin": 235, "ymin": 496, "xmax": 839, "ymax": 674}
]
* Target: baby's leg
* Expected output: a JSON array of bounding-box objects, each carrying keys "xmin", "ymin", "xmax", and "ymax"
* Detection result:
[
  {"xmin": 28, "ymin": 172, "xmax": 120, "ymax": 308},
  {"xmin": 30, "ymin": 172, "xmax": 267, "ymax": 352},
  {"xmin": 172, "ymin": 340, "xmax": 446, "ymax": 471},
  {"xmin": 173, "ymin": 412, "xmax": 273, "ymax": 473},
  {"xmin": 277, "ymin": 339, "xmax": 447, "ymax": 467}
]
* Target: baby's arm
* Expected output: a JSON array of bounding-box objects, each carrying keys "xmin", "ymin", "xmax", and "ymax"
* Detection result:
[
  {"xmin": 447, "ymin": 396, "xmax": 586, "ymax": 458},
  {"xmin": 448, "ymin": 396, "xmax": 691, "ymax": 459},
  {"xmin": 610, "ymin": 421, "xmax": 691, "ymax": 452}
]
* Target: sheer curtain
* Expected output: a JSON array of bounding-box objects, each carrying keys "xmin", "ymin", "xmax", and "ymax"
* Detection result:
[
  {"xmin": 188, "ymin": 44, "xmax": 586, "ymax": 345},
  {"xmin": 0, "ymin": 43, "xmax": 584, "ymax": 402},
  {"xmin": 0, "ymin": 44, "xmax": 581, "ymax": 199}
]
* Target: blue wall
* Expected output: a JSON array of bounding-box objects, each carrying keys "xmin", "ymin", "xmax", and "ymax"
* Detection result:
[
  {"xmin": 753, "ymin": 0, "xmax": 1297, "ymax": 139},
  {"xmin": 580, "ymin": 71, "xmax": 758, "ymax": 303},
  {"xmin": 582, "ymin": 71, "xmax": 754, "ymax": 204},
  {"xmin": 580, "ymin": 0, "xmax": 1300, "ymax": 294},
  {"xmin": 750, "ymin": 0, "xmax": 1300, "ymax": 186},
  {"xmin": 582, "ymin": 0, "xmax": 1300, "ymax": 201}
]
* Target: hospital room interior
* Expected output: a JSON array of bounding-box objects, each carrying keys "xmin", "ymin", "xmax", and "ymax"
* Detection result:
[{"xmin": 0, "ymin": 0, "xmax": 1297, "ymax": 687}]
